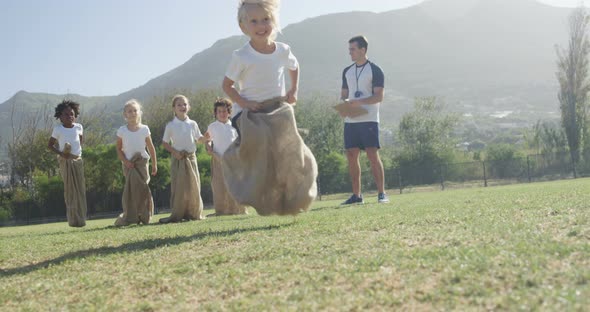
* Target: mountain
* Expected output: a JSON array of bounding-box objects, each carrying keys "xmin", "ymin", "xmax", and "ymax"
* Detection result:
[{"xmin": 0, "ymin": 0, "xmax": 574, "ymax": 144}]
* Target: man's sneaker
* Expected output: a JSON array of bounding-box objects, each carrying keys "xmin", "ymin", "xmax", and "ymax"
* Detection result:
[
  {"xmin": 378, "ymin": 193, "xmax": 390, "ymax": 204},
  {"xmin": 341, "ymin": 194, "xmax": 364, "ymax": 205}
]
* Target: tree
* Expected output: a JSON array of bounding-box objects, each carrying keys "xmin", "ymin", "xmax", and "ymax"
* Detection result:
[
  {"xmin": 397, "ymin": 97, "xmax": 459, "ymax": 162},
  {"xmin": 556, "ymin": 6, "xmax": 590, "ymax": 178},
  {"xmin": 526, "ymin": 120, "xmax": 568, "ymax": 155},
  {"xmin": 396, "ymin": 97, "xmax": 460, "ymax": 185},
  {"xmin": 77, "ymin": 104, "xmax": 117, "ymax": 148},
  {"xmin": 7, "ymin": 104, "xmax": 53, "ymax": 186},
  {"xmin": 294, "ymin": 93, "xmax": 344, "ymax": 160}
]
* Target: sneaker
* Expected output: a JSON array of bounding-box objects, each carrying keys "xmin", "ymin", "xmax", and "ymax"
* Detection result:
[
  {"xmin": 341, "ymin": 194, "xmax": 364, "ymax": 205},
  {"xmin": 378, "ymin": 193, "xmax": 390, "ymax": 203}
]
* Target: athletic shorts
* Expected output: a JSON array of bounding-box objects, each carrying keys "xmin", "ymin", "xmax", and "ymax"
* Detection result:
[{"xmin": 344, "ymin": 122, "xmax": 380, "ymax": 150}]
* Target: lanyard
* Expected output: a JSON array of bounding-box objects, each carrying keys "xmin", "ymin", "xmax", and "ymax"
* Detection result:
[{"xmin": 355, "ymin": 61, "xmax": 368, "ymax": 93}]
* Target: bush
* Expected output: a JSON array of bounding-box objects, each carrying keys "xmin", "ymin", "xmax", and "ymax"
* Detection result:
[
  {"xmin": 10, "ymin": 186, "xmax": 36, "ymax": 221},
  {"xmin": 33, "ymin": 175, "xmax": 65, "ymax": 218},
  {"xmin": 485, "ymin": 144, "xmax": 527, "ymax": 179},
  {"xmin": 316, "ymin": 151, "xmax": 349, "ymax": 195}
]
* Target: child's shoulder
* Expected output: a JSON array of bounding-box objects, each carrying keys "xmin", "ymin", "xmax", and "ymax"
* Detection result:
[
  {"xmin": 233, "ymin": 42, "xmax": 251, "ymax": 56},
  {"xmin": 164, "ymin": 119, "xmax": 176, "ymax": 127},
  {"xmin": 275, "ymin": 41, "xmax": 291, "ymax": 50}
]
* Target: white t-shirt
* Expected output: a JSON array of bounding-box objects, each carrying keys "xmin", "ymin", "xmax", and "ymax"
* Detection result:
[
  {"xmin": 225, "ymin": 41, "xmax": 299, "ymax": 115},
  {"xmin": 162, "ymin": 116, "xmax": 203, "ymax": 153},
  {"xmin": 207, "ymin": 120, "xmax": 238, "ymax": 155},
  {"xmin": 51, "ymin": 123, "xmax": 83, "ymax": 156},
  {"xmin": 116, "ymin": 124, "xmax": 151, "ymax": 160}
]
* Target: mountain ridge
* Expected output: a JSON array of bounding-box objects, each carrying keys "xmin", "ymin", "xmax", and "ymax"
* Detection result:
[{"xmin": 0, "ymin": 0, "xmax": 575, "ymax": 139}]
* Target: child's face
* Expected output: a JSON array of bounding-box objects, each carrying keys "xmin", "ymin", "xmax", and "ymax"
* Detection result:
[
  {"xmin": 124, "ymin": 104, "xmax": 140, "ymax": 124},
  {"xmin": 60, "ymin": 107, "xmax": 75, "ymax": 128},
  {"xmin": 215, "ymin": 106, "xmax": 230, "ymax": 123},
  {"xmin": 240, "ymin": 6, "xmax": 273, "ymax": 43},
  {"xmin": 174, "ymin": 98, "xmax": 190, "ymax": 119}
]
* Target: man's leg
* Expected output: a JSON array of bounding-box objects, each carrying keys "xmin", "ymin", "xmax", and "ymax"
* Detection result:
[
  {"xmin": 346, "ymin": 148, "xmax": 362, "ymax": 196},
  {"xmin": 366, "ymin": 147, "xmax": 385, "ymax": 194}
]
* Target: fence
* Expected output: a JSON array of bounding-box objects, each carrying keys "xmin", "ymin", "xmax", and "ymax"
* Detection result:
[
  {"xmin": 2, "ymin": 151, "xmax": 589, "ymax": 225},
  {"xmin": 317, "ymin": 151, "xmax": 590, "ymax": 197}
]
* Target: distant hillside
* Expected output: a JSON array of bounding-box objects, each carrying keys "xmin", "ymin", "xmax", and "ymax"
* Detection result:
[
  {"xmin": 0, "ymin": 91, "xmax": 113, "ymax": 152},
  {"xmin": 0, "ymin": 0, "xmax": 574, "ymax": 147}
]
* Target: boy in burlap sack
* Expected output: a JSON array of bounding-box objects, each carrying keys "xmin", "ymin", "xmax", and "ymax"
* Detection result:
[
  {"xmin": 206, "ymin": 98, "xmax": 246, "ymax": 216},
  {"xmin": 47, "ymin": 100, "xmax": 87, "ymax": 227},
  {"xmin": 160, "ymin": 95, "xmax": 210, "ymax": 223},
  {"xmin": 221, "ymin": 0, "xmax": 318, "ymax": 215},
  {"xmin": 114, "ymin": 99, "xmax": 157, "ymax": 226}
]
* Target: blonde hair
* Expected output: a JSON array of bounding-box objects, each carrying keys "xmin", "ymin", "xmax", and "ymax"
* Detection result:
[
  {"xmin": 171, "ymin": 94, "xmax": 190, "ymax": 118},
  {"xmin": 123, "ymin": 99, "xmax": 143, "ymax": 125},
  {"xmin": 238, "ymin": 0, "xmax": 281, "ymax": 40}
]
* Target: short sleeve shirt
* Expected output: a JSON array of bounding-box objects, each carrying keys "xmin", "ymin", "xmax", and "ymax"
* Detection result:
[
  {"xmin": 51, "ymin": 123, "xmax": 83, "ymax": 156},
  {"xmin": 116, "ymin": 124, "xmax": 151, "ymax": 160},
  {"xmin": 207, "ymin": 120, "xmax": 238, "ymax": 155},
  {"xmin": 225, "ymin": 41, "xmax": 299, "ymax": 115},
  {"xmin": 162, "ymin": 117, "xmax": 203, "ymax": 153},
  {"xmin": 341, "ymin": 60, "xmax": 384, "ymax": 123}
]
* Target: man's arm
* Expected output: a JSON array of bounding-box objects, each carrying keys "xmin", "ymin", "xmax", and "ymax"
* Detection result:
[
  {"xmin": 349, "ymin": 87, "xmax": 383, "ymax": 106},
  {"xmin": 341, "ymin": 88, "xmax": 349, "ymax": 101}
]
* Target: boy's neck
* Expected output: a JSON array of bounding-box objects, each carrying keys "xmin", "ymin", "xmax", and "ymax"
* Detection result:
[
  {"xmin": 176, "ymin": 114, "xmax": 188, "ymax": 121},
  {"xmin": 62, "ymin": 123, "xmax": 74, "ymax": 128},
  {"xmin": 250, "ymin": 40, "xmax": 275, "ymax": 54}
]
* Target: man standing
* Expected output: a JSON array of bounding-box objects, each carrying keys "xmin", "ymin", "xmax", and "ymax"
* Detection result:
[{"xmin": 339, "ymin": 35, "xmax": 389, "ymax": 204}]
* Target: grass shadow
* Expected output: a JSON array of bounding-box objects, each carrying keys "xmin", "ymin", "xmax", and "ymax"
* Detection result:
[{"xmin": 0, "ymin": 223, "xmax": 292, "ymax": 277}]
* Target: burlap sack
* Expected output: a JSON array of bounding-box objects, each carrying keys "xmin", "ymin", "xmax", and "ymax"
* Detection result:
[
  {"xmin": 58, "ymin": 156, "xmax": 87, "ymax": 227},
  {"xmin": 160, "ymin": 151, "xmax": 204, "ymax": 223},
  {"xmin": 222, "ymin": 97, "xmax": 318, "ymax": 216},
  {"xmin": 211, "ymin": 153, "xmax": 246, "ymax": 215},
  {"xmin": 115, "ymin": 154, "xmax": 154, "ymax": 226}
]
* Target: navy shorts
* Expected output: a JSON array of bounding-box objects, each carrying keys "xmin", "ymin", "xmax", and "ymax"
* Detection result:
[{"xmin": 344, "ymin": 122, "xmax": 380, "ymax": 150}]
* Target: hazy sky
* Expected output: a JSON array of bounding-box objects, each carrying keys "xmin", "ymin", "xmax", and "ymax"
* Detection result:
[{"xmin": 0, "ymin": 0, "xmax": 583, "ymax": 102}]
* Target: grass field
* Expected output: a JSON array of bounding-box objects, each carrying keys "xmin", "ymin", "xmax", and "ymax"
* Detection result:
[{"xmin": 1, "ymin": 179, "xmax": 589, "ymax": 311}]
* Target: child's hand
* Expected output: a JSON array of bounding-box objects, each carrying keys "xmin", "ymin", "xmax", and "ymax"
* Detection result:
[
  {"xmin": 244, "ymin": 101, "xmax": 262, "ymax": 112},
  {"xmin": 151, "ymin": 165, "xmax": 157, "ymax": 176},
  {"xmin": 172, "ymin": 150, "xmax": 184, "ymax": 160},
  {"xmin": 286, "ymin": 89, "xmax": 298, "ymax": 105},
  {"xmin": 203, "ymin": 131, "xmax": 211, "ymax": 141},
  {"xmin": 124, "ymin": 159, "xmax": 135, "ymax": 169},
  {"xmin": 206, "ymin": 142, "xmax": 213, "ymax": 155}
]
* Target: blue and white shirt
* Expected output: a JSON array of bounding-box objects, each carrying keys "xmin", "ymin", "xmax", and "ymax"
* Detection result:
[{"xmin": 341, "ymin": 60, "xmax": 384, "ymax": 123}]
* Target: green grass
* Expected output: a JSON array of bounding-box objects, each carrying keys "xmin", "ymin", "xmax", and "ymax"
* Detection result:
[{"xmin": 1, "ymin": 179, "xmax": 589, "ymax": 311}]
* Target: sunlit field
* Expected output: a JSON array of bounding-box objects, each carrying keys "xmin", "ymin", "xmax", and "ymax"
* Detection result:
[{"xmin": 1, "ymin": 179, "xmax": 589, "ymax": 311}]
